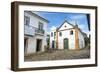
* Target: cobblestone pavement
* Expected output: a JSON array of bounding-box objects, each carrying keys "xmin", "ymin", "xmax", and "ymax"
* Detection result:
[{"xmin": 24, "ymin": 48, "xmax": 90, "ymax": 61}]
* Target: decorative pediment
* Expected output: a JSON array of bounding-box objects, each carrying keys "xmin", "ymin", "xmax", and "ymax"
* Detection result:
[{"xmin": 58, "ymin": 20, "xmax": 75, "ymax": 31}]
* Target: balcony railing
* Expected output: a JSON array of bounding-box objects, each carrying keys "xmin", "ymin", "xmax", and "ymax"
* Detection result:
[
  {"xmin": 24, "ymin": 25, "xmax": 44, "ymax": 36},
  {"xmin": 35, "ymin": 28, "xmax": 44, "ymax": 35}
]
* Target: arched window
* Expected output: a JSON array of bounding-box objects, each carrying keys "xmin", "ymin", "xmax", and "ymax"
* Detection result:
[
  {"xmin": 59, "ymin": 32, "xmax": 62, "ymax": 36},
  {"xmin": 70, "ymin": 30, "xmax": 73, "ymax": 35},
  {"xmin": 51, "ymin": 32, "xmax": 53, "ymax": 37}
]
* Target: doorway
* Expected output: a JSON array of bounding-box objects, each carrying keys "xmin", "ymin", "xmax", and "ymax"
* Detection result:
[
  {"xmin": 63, "ymin": 38, "xmax": 69, "ymax": 49},
  {"xmin": 24, "ymin": 38, "xmax": 28, "ymax": 55},
  {"xmin": 36, "ymin": 39, "xmax": 42, "ymax": 52},
  {"xmin": 52, "ymin": 40, "xmax": 55, "ymax": 48}
]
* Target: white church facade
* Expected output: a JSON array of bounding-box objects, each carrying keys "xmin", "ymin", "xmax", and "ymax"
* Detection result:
[
  {"xmin": 24, "ymin": 11, "xmax": 49, "ymax": 55},
  {"xmin": 50, "ymin": 20, "xmax": 86, "ymax": 50}
]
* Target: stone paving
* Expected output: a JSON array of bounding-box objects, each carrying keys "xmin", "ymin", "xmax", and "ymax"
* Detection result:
[{"xmin": 24, "ymin": 47, "xmax": 90, "ymax": 61}]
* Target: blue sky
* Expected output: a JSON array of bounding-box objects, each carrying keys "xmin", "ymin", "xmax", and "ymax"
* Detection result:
[{"xmin": 33, "ymin": 11, "xmax": 89, "ymax": 36}]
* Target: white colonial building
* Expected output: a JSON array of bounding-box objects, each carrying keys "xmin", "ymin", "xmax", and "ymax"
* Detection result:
[
  {"xmin": 24, "ymin": 11, "xmax": 49, "ymax": 55},
  {"xmin": 50, "ymin": 20, "xmax": 86, "ymax": 50}
]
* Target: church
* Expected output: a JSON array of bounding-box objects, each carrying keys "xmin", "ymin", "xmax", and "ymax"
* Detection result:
[{"xmin": 50, "ymin": 20, "xmax": 87, "ymax": 50}]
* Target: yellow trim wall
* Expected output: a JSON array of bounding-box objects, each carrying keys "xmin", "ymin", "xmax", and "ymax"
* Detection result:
[{"xmin": 75, "ymin": 28, "xmax": 79, "ymax": 50}]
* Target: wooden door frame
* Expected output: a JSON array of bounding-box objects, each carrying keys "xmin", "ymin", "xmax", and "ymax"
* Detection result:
[
  {"xmin": 63, "ymin": 38, "xmax": 69, "ymax": 49},
  {"xmin": 24, "ymin": 37, "xmax": 28, "ymax": 55},
  {"xmin": 36, "ymin": 39, "xmax": 42, "ymax": 52}
]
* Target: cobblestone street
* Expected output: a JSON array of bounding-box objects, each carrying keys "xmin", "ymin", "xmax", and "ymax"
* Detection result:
[{"xmin": 25, "ymin": 47, "xmax": 90, "ymax": 61}]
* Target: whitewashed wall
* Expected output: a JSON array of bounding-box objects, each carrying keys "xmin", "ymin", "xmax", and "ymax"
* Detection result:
[
  {"xmin": 78, "ymin": 31, "xmax": 85, "ymax": 49},
  {"xmin": 27, "ymin": 37, "xmax": 36, "ymax": 54},
  {"xmin": 24, "ymin": 12, "xmax": 48, "ymax": 36},
  {"xmin": 50, "ymin": 29, "xmax": 56, "ymax": 48},
  {"xmin": 58, "ymin": 30, "xmax": 69, "ymax": 49},
  {"xmin": 58, "ymin": 29, "xmax": 75, "ymax": 49},
  {"xmin": 24, "ymin": 11, "xmax": 48, "ymax": 54},
  {"xmin": 35, "ymin": 35, "xmax": 47, "ymax": 52},
  {"xmin": 69, "ymin": 29, "xmax": 75, "ymax": 49},
  {"xmin": 59, "ymin": 22, "xmax": 73, "ymax": 30},
  {"xmin": 50, "ymin": 20, "xmax": 86, "ymax": 50},
  {"xmin": 50, "ymin": 22, "xmax": 76, "ymax": 49},
  {"xmin": 58, "ymin": 22, "xmax": 75, "ymax": 49},
  {"xmin": 24, "ymin": 12, "xmax": 48, "ymax": 29},
  {"xmin": 26, "ymin": 35, "xmax": 47, "ymax": 54}
]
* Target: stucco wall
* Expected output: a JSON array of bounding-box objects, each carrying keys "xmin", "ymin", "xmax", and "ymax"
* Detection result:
[
  {"xmin": 50, "ymin": 21, "xmax": 86, "ymax": 50},
  {"xmin": 35, "ymin": 35, "xmax": 47, "ymax": 52},
  {"xmin": 58, "ymin": 29, "xmax": 75, "ymax": 49},
  {"xmin": 50, "ymin": 30, "xmax": 56, "ymax": 49},
  {"xmin": 24, "ymin": 11, "xmax": 48, "ymax": 54},
  {"xmin": 78, "ymin": 31, "xmax": 85, "ymax": 49},
  {"xmin": 69, "ymin": 29, "xmax": 75, "ymax": 49},
  {"xmin": 50, "ymin": 22, "xmax": 76, "ymax": 50},
  {"xmin": 25, "ymin": 11, "xmax": 48, "ymax": 38},
  {"xmin": 59, "ymin": 22, "xmax": 74, "ymax": 30},
  {"xmin": 27, "ymin": 37, "xmax": 36, "ymax": 54},
  {"xmin": 26, "ymin": 35, "xmax": 47, "ymax": 54},
  {"xmin": 24, "ymin": 12, "xmax": 47, "ymax": 29}
]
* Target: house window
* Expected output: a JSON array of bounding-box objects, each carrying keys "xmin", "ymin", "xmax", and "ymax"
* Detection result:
[
  {"xmin": 54, "ymin": 32, "xmax": 56, "ymax": 36},
  {"xmin": 51, "ymin": 32, "xmax": 53, "ymax": 37},
  {"xmin": 38, "ymin": 22, "xmax": 43, "ymax": 30},
  {"xmin": 70, "ymin": 30, "xmax": 73, "ymax": 35},
  {"xmin": 59, "ymin": 32, "xmax": 62, "ymax": 36},
  {"xmin": 24, "ymin": 16, "xmax": 30, "ymax": 25}
]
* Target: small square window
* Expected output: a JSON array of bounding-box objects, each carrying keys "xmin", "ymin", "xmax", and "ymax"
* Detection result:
[
  {"xmin": 38, "ymin": 22, "xmax": 43, "ymax": 30},
  {"xmin": 24, "ymin": 16, "xmax": 30, "ymax": 25}
]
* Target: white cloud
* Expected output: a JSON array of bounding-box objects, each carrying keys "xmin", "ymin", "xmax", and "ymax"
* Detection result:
[
  {"xmin": 46, "ymin": 31, "xmax": 50, "ymax": 35},
  {"xmin": 71, "ymin": 15, "xmax": 86, "ymax": 20},
  {"xmin": 68, "ymin": 20, "xmax": 76, "ymax": 25},
  {"xmin": 67, "ymin": 19, "xmax": 89, "ymax": 35},
  {"xmin": 50, "ymin": 26, "xmax": 56, "ymax": 31},
  {"xmin": 78, "ymin": 24, "xmax": 89, "ymax": 36}
]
